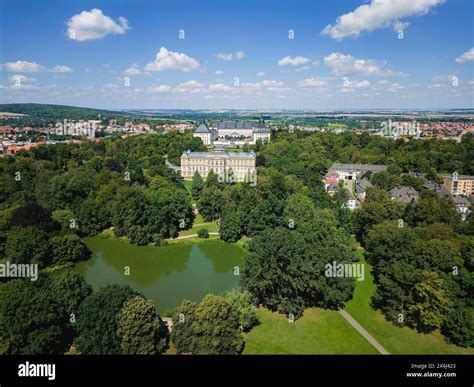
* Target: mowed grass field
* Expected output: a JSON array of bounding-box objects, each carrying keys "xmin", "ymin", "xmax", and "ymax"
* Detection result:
[
  {"xmin": 344, "ymin": 252, "xmax": 474, "ymax": 355},
  {"xmin": 243, "ymin": 250, "xmax": 473, "ymax": 355},
  {"xmin": 243, "ymin": 308, "xmax": 378, "ymax": 354},
  {"xmin": 177, "ymin": 222, "xmax": 219, "ymax": 237}
]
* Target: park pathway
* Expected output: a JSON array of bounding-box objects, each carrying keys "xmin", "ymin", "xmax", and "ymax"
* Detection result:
[
  {"xmin": 338, "ymin": 309, "xmax": 389, "ymax": 355},
  {"xmin": 168, "ymin": 232, "xmax": 219, "ymax": 241}
]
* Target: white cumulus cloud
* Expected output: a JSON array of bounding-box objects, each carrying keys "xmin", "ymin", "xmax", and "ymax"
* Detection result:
[
  {"xmin": 341, "ymin": 80, "xmax": 371, "ymax": 89},
  {"xmin": 124, "ymin": 64, "xmax": 143, "ymax": 76},
  {"xmin": 324, "ymin": 52, "xmax": 402, "ymax": 77},
  {"xmin": 173, "ymin": 80, "xmax": 205, "ymax": 93},
  {"xmin": 2, "ymin": 60, "xmax": 73, "ymax": 73},
  {"xmin": 299, "ymin": 77, "xmax": 328, "ymax": 88},
  {"xmin": 321, "ymin": 0, "xmax": 445, "ymax": 40},
  {"xmin": 209, "ymin": 83, "xmax": 233, "ymax": 92},
  {"xmin": 50, "ymin": 65, "xmax": 73, "ymax": 73},
  {"xmin": 3, "ymin": 61, "xmax": 45, "ymax": 72},
  {"xmin": 216, "ymin": 53, "xmax": 234, "ymax": 61},
  {"xmin": 148, "ymin": 84, "xmax": 171, "ymax": 93},
  {"xmin": 235, "ymin": 51, "xmax": 246, "ymax": 60},
  {"xmin": 145, "ymin": 47, "xmax": 200, "ymax": 72},
  {"xmin": 216, "ymin": 51, "xmax": 245, "ymax": 61},
  {"xmin": 8, "ymin": 74, "xmax": 37, "ymax": 89},
  {"xmin": 277, "ymin": 56, "xmax": 311, "ymax": 66},
  {"xmin": 67, "ymin": 9, "xmax": 130, "ymax": 42},
  {"xmin": 455, "ymin": 47, "xmax": 474, "ymax": 63}
]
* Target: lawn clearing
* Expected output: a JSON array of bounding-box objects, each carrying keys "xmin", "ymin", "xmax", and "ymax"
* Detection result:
[
  {"xmin": 177, "ymin": 222, "xmax": 218, "ymax": 237},
  {"xmin": 243, "ymin": 308, "xmax": 379, "ymax": 354},
  {"xmin": 344, "ymin": 251, "xmax": 474, "ymax": 354}
]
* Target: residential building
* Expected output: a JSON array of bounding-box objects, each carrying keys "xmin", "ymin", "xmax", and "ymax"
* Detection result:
[
  {"xmin": 180, "ymin": 150, "xmax": 256, "ymax": 183},
  {"xmin": 344, "ymin": 189, "xmax": 361, "ymax": 210},
  {"xmin": 443, "ymin": 172, "xmax": 474, "ymax": 196},
  {"xmin": 389, "ymin": 186, "xmax": 419, "ymax": 204},
  {"xmin": 423, "ymin": 181, "xmax": 450, "ymax": 197},
  {"xmin": 355, "ymin": 178, "xmax": 373, "ymax": 201},
  {"xmin": 325, "ymin": 163, "xmax": 388, "ymax": 181},
  {"xmin": 452, "ymin": 196, "xmax": 471, "ymax": 221}
]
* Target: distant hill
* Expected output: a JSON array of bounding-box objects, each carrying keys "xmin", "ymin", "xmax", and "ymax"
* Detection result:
[{"xmin": 0, "ymin": 103, "xmax": 124, "ymax": 121}]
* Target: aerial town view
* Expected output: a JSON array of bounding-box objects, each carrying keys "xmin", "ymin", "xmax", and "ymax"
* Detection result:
[{"xmin": 0, "ymin": 0, "xmax": 472, "ymax": 385}]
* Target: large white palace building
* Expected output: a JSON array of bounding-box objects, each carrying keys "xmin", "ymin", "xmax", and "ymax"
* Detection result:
[
  {"xmin": 180, "ymin": 150, "xmax": 257, "ymax": 184},
  {"xmin": 193, "ymin": 119, "xmax": 271, "ymax": 146}
]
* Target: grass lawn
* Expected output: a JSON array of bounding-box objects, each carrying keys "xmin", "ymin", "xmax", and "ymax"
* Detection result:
[
  {"xmin": 243, "ymin": 308, "xmax": 379, "ymax": 354},
  {"xmin": 345, "ymin": 251, "xmax": 474, "ymax": 354},
  {"xmin": 183, "ymin": 179, "xmax": 193, "ymax": 194},
  {"xmin": 166, "ymin": 235, "xmax": 220, "ymax": 245},
  {"xmin": 194, "ymin": 213, "xmax": 205, "ymax": 224},
  {"xmin": 177, "ymin": 222, "xmax": 218, "ymax": 237}
]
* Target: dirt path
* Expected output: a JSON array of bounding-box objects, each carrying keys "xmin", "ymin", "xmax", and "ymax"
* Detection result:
[
  {"xmin": 338, "ymin": 309, "xmax": 389, "ymax": 355},
  {"xmin": 168, "ymin": 232, "xmax": 219, "ymax": 240}
]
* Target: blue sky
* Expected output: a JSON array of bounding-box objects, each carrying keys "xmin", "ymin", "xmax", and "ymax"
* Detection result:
[{"xmin": 0, "ymin": 0, "xmax": 473, "ymax": 110}]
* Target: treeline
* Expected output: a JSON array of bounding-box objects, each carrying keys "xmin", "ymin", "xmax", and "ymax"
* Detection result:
[
  {"xmin": 0, "ymin": 271, "xmax": 257, "ymax": 354},
  {"xmin": 191, "ymin": 129, "xmax": 473, "ymax": 346},
  {"xmin": 0, "ymin": 133, "xmax": 205, "ymax": 255},
  {"xmin": 0, "ymin": 103, "xmax": 163, "ymax": 128},
  {"xmin": 193, "ymin": 166, "xmax": 357, "ymax": 317},
  {"xmin": 356, "ymin": 188, "xmax": 473, "ymax": 347},
  {"xmin": 0, "ymin": 127, "xmax": 472, "ymax": 352},
  {"xmin": 0, "ymin": 103, "xmax": 118, "ymax": 128},
  {"xmin": 262, "ymin": 130, "xmax": 473, "ymax": 176}
]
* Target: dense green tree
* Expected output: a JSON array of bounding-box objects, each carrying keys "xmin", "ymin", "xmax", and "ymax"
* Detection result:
[
  {"xmin": 406, "ymin": 193, "xmax": 461, "ymax": 227},
  {"xmin": 197, "ymin": 186, "xmax": 224, "ymax": 221},
  {"xmin": 9, "ymin": 203, "xmax": 59, "ymax": 232},
  {"xmin": 191, "ymin": 171, "xmax": 204, "ymax": 200},
  {"xmin": 283, "ymin": 192, "xmax": 317, "ymax": 228},
  {"xmin": 205, "ymin": 170, "xmax": 219, "ymax": 187},
  {"xmin": 414, "ymin": 239, "xmax": 462, "ymax": 273},
  {"xmin": 172, "ymin": 294, "xmax": 243, "ymax": 354},
  {"xmin": 0, "ymin": 271, "xmax": 90, "ymax": 354},
  {"xmin": 48, "ymin": 269, "xmax": 92, "ymax": 315},
  {"xmin": 52, "ymin": 209, "xmax": 76, "ymax": 234},
  {"xmin": 219, "ymin": 210, "xmax": 242, "ymax": 243},
  {"xmin": 242, "ymin": 211, "xmax": 356, "ymax": 317},
  {"xmin": 0, "ymin": 205, "xmax": 18, "ymax": 258},
  {"xmin": 408, "ymin": 271, "xmax": 452, "ymax": 332},
  {"xmin": 225, "ymin": 290, "xmax": 259, "ymax": 332},
  {"xmin": 246, "ymin": 194, "xmax": 284, "ymax": 236},
  {"xmin": 441, "ymin": 304, "xmax": 474, "ymax": 348},
  {"xmin": 45, "ymin": 168, "xmax": 97, "ymax": 211},
  {"xmin": 197, "ymin": 228, "xmax": 209, "ymax": 239},
  {"xmin": 5, "ymin": 226, "xmax": 51, "ymax": 266},
  {"xmin": 116, "ymin": 296, "xmax": 168, "ymax": 355},
  {"xmin": 0, "ymin": 279, "xmax": 64, "ymax": 354},
  {"xmin": 371, "ymin": 171, "xmax": 402, "ymax": 191},
  {"xmin": 51, "ymin": 234, "xmax": 91, "ymax": 265},
  {"xmin": 75, "ymin": 284, "xmax": 138, "ymax": 354},
  {"xmin": 371, "ymin": 260, "xmax": 422, "ymax": 323},
  {"xmin": 365, "ymin": 221, "xmax": 418, "ymax": 266},
  {"xmin": 76, "ymin": 196, "xmax": 110, "ymax": 236},
  {"xmin": 355, "ymin": 197, "xmax": 405, "ymax": 241}
]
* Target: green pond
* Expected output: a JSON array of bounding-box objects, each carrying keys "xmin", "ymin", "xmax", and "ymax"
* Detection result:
[{"xmin": 75, "ymin": 237, "xmax": 244, "ymax": 313}]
